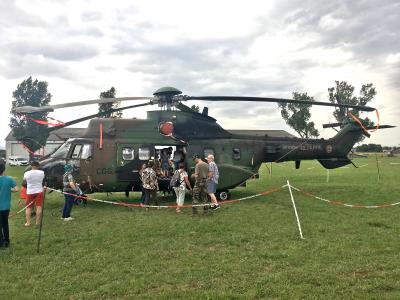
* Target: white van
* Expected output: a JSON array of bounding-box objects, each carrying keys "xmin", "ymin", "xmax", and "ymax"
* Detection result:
[{"xmin": 8, "ymin": 156, "xmax": 29, "ymax": 166}]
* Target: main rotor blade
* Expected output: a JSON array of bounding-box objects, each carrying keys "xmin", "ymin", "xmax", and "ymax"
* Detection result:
[
  {"xmin": 14, "ymin": 96, "xmax": 151, "ymax": 114},
  {"xmin": 47, "ymin": 102, "xmax": 153, "ymax": 132},
  {"xmin": 186, "ymin": 96, "xmax": 376, "ymax": 112}
]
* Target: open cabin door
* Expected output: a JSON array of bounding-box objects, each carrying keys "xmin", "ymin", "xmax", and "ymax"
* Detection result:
[{"xmin": 116, "ymin": 143, "xmax": 154, "ymax": 182}]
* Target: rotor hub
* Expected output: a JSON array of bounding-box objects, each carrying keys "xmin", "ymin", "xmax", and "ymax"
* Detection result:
[{"xmin": 153, "ymin": 87, "xmax": 183, "ymax": 110}]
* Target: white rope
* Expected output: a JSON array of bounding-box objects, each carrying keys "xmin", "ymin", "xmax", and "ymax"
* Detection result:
[{"xmin": 286, "ymin": 180, "xmax": 305, "ymax": 239}]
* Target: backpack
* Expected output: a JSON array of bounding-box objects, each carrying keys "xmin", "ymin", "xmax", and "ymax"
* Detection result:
[{"xmin": 170, "ymin": 170, "xmax": 182, "ymax": 188}]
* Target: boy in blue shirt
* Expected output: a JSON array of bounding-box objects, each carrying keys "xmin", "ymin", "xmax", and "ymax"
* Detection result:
[{"xmin": 0, "ymin": 163, "xmax": 18, "ymax": 248}]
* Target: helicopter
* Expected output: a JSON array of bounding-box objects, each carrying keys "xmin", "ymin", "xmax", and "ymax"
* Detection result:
[{"xmin": 15, "ymin": 86, "xmax": 394, "ymax": 200}]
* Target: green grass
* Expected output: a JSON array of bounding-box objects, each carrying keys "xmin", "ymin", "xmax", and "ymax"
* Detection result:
[{"xmin": 1, "ymin": 157, "xmax": 400, "ymax": 299}]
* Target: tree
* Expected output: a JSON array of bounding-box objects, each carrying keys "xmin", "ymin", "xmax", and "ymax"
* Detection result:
[
  {"xmin": 190, "ymin": 105, "xmax": 200, "ymax": 112},
  {"xmin": 10, "ymin": 77, "xmax": 52, "ymax": 160},
  {"xmin": 278, "ymin": 92, "xmax": 319, "ymax": 138},
  {"xmin": 355, "ymin": 143, "xmax": 382, "ymax": 152},
  {"xmin": 328, "ymin": 80, "xmax": 376, "ymax": 126},
  {"xmin": 98, "ymin": 87, "xmax": 122, "ymax": 118}
]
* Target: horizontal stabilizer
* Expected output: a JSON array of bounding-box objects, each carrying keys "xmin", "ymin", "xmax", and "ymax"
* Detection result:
[{"xmin": 318, "ymin": 158, "xmax": 352, "ymax": 169}]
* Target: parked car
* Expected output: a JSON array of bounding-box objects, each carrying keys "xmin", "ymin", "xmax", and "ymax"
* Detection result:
[{"xmin": 8, "ymin": 156, "xmax": 29, "ymax": 166}]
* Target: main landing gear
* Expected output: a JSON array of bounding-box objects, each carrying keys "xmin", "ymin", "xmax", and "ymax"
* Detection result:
[{"xmin": 216, "ymin": 190, "xmax": 231, "ymax": 201}]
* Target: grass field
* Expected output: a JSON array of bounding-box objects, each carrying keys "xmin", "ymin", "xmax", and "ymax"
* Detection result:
[{"xmin": 1, "ymin": 157, "xmax": 400, "ymax": 299}]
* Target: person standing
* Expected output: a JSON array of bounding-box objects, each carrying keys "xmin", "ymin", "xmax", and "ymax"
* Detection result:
[
  {"xmin": 173, "ymin": 149, "xmax": 183, "ymax": 171},
  {"xmin": 160, "ymin": 148, "xmax": 170, "ymax": 176},
  {"xmin": 0, "ymin": 163, "xmax": 18, "ymax": 249},
  {"xmin": 206, "ymin": 154, "xmax": 220, "ymax": 210},
  {"xmin": 192, "ymin": 154, "xmax": 209, "ymax": 215},
  {"xmin": 62, "ymin": 163, "xmax": 78, "ymax": 221},
  {"xmin": 173, "ymin": 162, "xmax": 192, "ymax": 213},
  {"xmin": 138, "ymin": 163, "xmax": 147, "ymax": 206},
  {"xmin": 23, "ymin": 161, "xmax": 45, "ymax": 226},
  {"xmin": 142, "ymin": 160, "xmax": 159, "ymax": 207}
]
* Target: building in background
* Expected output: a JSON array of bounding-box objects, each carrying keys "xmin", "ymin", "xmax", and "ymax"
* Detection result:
[{"xmin": 5, "ymin": 128, "xmax": 85, "ymax": 163}]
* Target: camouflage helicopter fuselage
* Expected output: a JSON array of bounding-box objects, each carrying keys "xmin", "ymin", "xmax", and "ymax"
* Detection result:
[{"xmin": 39, "ymin": 107, "xmax": 364, "ymax": 200}]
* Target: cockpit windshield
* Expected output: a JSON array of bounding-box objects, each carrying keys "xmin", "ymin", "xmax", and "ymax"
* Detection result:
[{"xmin": 50, "ymin": 142, "xmax": 71, "ymax": 158}]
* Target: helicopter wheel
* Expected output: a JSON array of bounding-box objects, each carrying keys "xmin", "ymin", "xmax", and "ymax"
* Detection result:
[{"xmin": 217, "ymin": 190, "xmax": 231, "ymax": 201}]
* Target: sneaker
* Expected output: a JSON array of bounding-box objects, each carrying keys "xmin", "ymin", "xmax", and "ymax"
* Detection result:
[
  {"xmin": 63, "ymin": 217, "xmax": 74, "ymax": 221},
  {"xmin": 214, "ymin": 204, "xmax": 221, "ymax": 210}
]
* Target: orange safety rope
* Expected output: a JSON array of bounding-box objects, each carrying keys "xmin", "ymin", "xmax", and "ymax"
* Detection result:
[
  {"xmin": 369, "ymin": 109, "xmax": 380, "ymax": 132},
  {"xmin": 289, "ymin": 185, "xmax": 400, "ymax": 209},
  {"xmin": 48, "ymin": 186, "xmax": 282, "ymax": 209},
  {"xmin": 348, "ymin": 109, "xmax": 380, "ymax": 133}
]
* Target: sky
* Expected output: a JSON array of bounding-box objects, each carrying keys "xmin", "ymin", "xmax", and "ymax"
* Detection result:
[{"xmin": 1, "ymin": 0, "xmax": 399, "ymax": 148}]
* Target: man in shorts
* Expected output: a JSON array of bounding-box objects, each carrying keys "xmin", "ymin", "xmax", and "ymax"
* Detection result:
[
  {"xmin": 206, "ymin": 154, "xmax": 220, "ymax": 210},
  {"xmin": 23, "ymin": 161, "xmax": 45, "ymax": 226}
]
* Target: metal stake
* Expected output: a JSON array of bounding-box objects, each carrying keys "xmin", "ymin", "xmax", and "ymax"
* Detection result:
[{"xmin": 36, "ymin": 189, "xmax": 46, "ymax": 254}]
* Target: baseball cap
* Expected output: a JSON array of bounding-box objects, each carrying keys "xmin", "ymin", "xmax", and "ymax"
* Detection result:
[{"xmin": 192, "ymin": 154, "xmax": 200, "ymax": 160}]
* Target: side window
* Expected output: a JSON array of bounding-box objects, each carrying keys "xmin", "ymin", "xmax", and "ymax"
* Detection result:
[
  {"xmin": 232, "ymin": 148, "xmax": 241, "ymax": 160},
  {"xmin": 122, "ymin": 147, "xmax": 134, "ymax": 160},
  {"xmin": 139, "ymin": 147, "xmax": 150, "ymax": 160},
  {"xmin": 71, "ymin": 144, "xmax": 82, "ymax": 159},
  {"xmin": 204, "ymin": 148, "xmax": 214, "ymax": 158},
  {"xmin": 81, "ymin": 144, "xmax": 93, "ymax": 160}
]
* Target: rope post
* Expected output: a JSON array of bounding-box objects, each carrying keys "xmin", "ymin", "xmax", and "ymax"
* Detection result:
[
  {"xmin": 270, "ymin": 162, "xmax": 272, "ymax": 180},
  {"xmin": 375, "ymin": 154, "xmax": 381, "ymax": 182},
  {"xmin": 36, "ymin": 189, "xmax": 46, "ymax": 254},
  {"xmin": 286, "ymin": 180, "xmax": 305, "ymax": 239}
]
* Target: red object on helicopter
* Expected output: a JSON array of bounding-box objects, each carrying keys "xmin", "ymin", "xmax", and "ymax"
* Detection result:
[{"xmin": 159, "ymin": 122, "xmax": 174, "ymax": 136}]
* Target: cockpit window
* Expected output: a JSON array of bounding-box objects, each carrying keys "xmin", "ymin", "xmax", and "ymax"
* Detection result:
[
  {"xmin": 50, "ymin": 142, "xmax": 71, "ymax": 158},
  {"xmin": 81, "ymin": 144, "xmax": 92, "ymax": 159},
  {"xmin": 71, "ymin": 145, "xmax": 82, "ymax": 159},
  {"xmin": 70, "ymin": 144, "xmax": 92, "ymax": 159}
]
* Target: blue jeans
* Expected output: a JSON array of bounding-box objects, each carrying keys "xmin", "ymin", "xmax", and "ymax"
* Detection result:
[{"xmin": 62, "ymin": 194, "xmax": 75, "ymax": 218}]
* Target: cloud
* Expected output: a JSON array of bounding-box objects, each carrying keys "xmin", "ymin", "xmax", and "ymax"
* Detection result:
[
  {"xmin": 277, "ymin": 0, "xmax": 400, "ymax": 64},
  {"xmin": 0, "ymin": 0, "xmax": 399, "ymax": 147},
  {"xmin": 3, "ymin": 41, "xmax": 99, "ymax": 62},
  {"xmin": 0, "ymin": 56, "xmax": 69, "ymax": 79},
  {"xmin": 0, "ymin": 2, "xmax": 45, "ymax": 28}
]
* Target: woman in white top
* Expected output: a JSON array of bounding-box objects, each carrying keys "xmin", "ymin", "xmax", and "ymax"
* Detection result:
[
  {"xmin": 23, "ymin": 161, "xmax": 45, "ymax": 226},
  {"xmin": 173, "ymin": 163, "xmax": 192, "ymax": 213}
]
